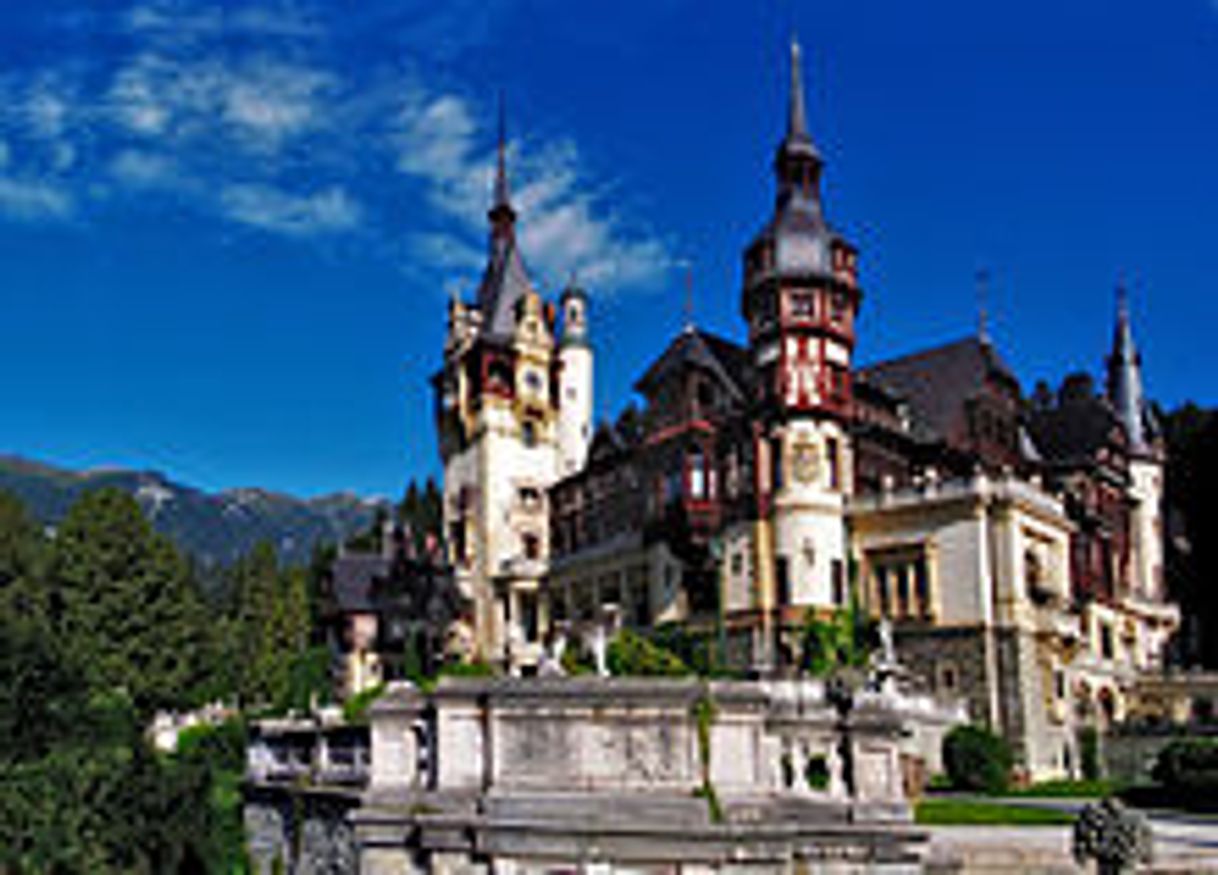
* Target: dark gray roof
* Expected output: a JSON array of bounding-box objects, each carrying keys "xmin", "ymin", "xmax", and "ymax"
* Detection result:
[
  {"xmin": 634, "ymin": 327, "xmax": 755, "ymax": 401},
  {"xmin": 861, "ymin": 336, "xmax": 1019, "ymax": 446},
  {"xmin": 476, "ymin": 236, "xmax": 536, "ymax": 339},
  {"xmin": 1027, "ymin": 373, "xmax": 1126, "ymax": 467},
  {"xmin": 330, "ymin": 553, "xmax": 391, "ymax": 613},
  {"xmin": 1105, "ymin": 287, "xmax": 1158, "ymax": 456}
]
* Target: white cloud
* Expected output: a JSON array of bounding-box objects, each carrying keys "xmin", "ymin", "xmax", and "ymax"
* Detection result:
[
  {"xmin": 108, "ymin": 52, "xmax": 335, "ymax": 154},
  {"xmin": 109, "ymin": 148, "xmax": 181, "ymax": 188},
  {"xmin": 0, "ymin": 0, "xmax": 673, "ymax": 280},
  {"xmin": 126, "ymin": 0, "xmax": 321, "ymax": 41},
  {"xmin": 393, "ymin": 89, "xmax": 671, "ymax": 293},
  {"xmin": 220, "ymin": 183, "xmax": 361, "ymax": 236},
  {"xmin": 24, "ymin": 77, "xmax": 73, "ymax": 141},
  {"xmin": 408, "ymin": 231, "xmax": 483, "ymax": 273},
  {"xmin": 0, "ymin": 177, "xmax": 73, "ymax": 220}
]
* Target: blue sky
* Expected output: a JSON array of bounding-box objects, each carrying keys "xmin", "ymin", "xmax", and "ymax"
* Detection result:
[{"xmin": 0, "ymin": 0, "xmax": 1216, "ymax": 498}]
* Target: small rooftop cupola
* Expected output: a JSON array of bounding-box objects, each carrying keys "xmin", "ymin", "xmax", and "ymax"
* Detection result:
[
  {"xmin": 774, "ymin": 36, "xmax": 825, "ymax": 219},
  {"xmin": 1106, "ymin": 283, "xmax": 1153, "ymax": 456},
  {"xmin": 476, "ymin": 95, "xmax": 536, "ymax": 339}
]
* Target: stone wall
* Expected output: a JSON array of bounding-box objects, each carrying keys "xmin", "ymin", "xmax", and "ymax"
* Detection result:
[{"xmin": 353, "ymin": 677, "xmax": 936, "ymax": 873}]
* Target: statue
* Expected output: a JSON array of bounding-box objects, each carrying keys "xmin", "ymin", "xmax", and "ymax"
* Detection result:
[{"xmin": 878, "ymin": 617, "xmax": 896, "ymax": 667}]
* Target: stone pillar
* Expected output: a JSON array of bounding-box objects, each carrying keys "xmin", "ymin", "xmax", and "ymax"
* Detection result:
[{"xmin": 368, "ymin": 681, "xmax": 426, "ymax": 797}]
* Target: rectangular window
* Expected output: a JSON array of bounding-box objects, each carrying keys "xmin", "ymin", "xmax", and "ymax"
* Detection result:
[
  {"xmin": 826, "ymin": 437, "xmax": 840, "ymax": 490},
  {"xmin": 831, "ymin": 559, "xmax": 845, "ymax": 606},
  {"xmin": 519, "ymin": 592, "xmax": 538, "ymax": 643},
  {"xmin": 688, "ymin": 447, "xmax": 707, "ymax": 499},
  {"xmin": 449, "ymin": 520, "xmax": 467, "ymax": 565},
  {"xmin": 876, "ymin": 567, "xmax": 891, "ymax": 617},
  {"xmin": 914, "ymin": 557, "xmax": 930, "ymax": 619},
  {"xmin": 896, "ymin": 566, "xmax": 912, "ymax": 617},
  {"xmin": 829, "ymin": 292, "xmax": 847, "ymax": 324},
  {"xmin": 770, "ymin": 437, "xmax": 784, "ymax": 492},
  {"xmin": 522, "ymin": 533, "xmax": 540, "ymax": 560},
  {"xmin": 776, "ymin": 556, "xmax": 791, "ymax": 606}
]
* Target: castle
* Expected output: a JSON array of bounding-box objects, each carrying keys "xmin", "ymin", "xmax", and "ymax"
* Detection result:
[{"xmin": 431, "ymin": 40, "xmax": 1179, "ymax": 779}]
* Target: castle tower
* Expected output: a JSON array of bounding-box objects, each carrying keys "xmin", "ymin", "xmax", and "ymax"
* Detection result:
[
  {"xmin": 740, "ymin": 38, "xmax": 861, "ymax": 636},
  {"xmin": 557, "ymin": 282, "xmax": 594, "ymax": 476},
  {"xmin": 433, "ymin": 105, "xmax": 559, "ymax": 670},
  {"xmin": 1106, "ymin": 285, "xmax": 1165, "ymax": 603}
]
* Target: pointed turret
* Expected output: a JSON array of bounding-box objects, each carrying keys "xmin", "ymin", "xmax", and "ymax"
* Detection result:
[
  {"xmin": 488, "ymin": 92, "xmax": 516, "ymax": 238},
  {"xmin": 489, "ymin": 93, "xmax": 513, "ymax": 226},
  {"xmin": 476, "ymin": 94, "xmax": 535, "ymax": 339},
  {"xmin": 782, "ymin": 37, "xmax": 818, "ymax": 157},
  {"xmin": 744, "ymin": 34, "xmax": 837, "ymax": 288},
  {"xmin": 1106, "ymin": 284, "xmax": 1154, "ymax": 457},
  {"xmin": 773, "ymin": 36, "xmax": 824, "ymax": 212}
]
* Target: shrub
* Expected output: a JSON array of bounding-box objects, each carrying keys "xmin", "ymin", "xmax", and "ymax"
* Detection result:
[
  {"xmin": 1152, "ymin": 738, "xmax": 1218, "ymax": 793},
  {"xmin": 607, "ymin": 629, "xmax": 691, "ymax": 677},
  {"xmin": 942, "ymin": 725, "xmax": 1013, "ymax": 794},
  {"xmin": 341, "ymin": 683, "xmax": 385, "ymax": 724},
  {"xmin": 805, "ymin": 754, "xmax": 830, "ymax": 791},
  {"xmin": 1079, "ymin": 726, "xmax": 1102, "ymax": 781}
]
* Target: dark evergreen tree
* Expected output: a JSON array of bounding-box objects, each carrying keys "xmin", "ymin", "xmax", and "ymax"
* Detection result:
[{"xmin": 49, "ymin": 488, "xmax": 212, "ymax": 716}]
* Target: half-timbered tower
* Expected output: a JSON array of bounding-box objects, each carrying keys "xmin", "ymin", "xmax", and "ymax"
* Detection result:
[{"xmin": 736, "ymin": 38, "xmax": 862, "ymax": 658}]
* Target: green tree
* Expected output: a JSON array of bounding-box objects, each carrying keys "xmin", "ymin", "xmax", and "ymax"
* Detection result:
[
  {"xmin": 228, "ymin": 540, "xmax": 325, "ymax": 711},
  {"xmin": 230, "ymin": 540, "xmax": 283, "ymax": 705},
  {"xmin": 49, "ymin": 488, "xmax": 212, "ymax": 717},
  {"xmin": 943, "ymin": 724, "xmax": 1014, "ymax": 794},
  {"xmin": 0, "ymin": 489, "xmax": 48, "ymax": 624}
]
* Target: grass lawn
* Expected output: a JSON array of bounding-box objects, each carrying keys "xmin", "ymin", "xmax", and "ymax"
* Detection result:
[
  {"xmin": 1007, "ymin": 779, "xmax": 1117, "ymax": 798},
  {"xmin": 915, "ymin": 798, "xmax": 1075, "ymax": 826}
]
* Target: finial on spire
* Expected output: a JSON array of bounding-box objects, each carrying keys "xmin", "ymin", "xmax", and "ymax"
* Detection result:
[
  {"xmin": 976, "ymin": 267, "xmax": 991, "ymax": 345},
  {"xmin": 492, "ymin": 90, "xmax": 512, "ymax": 212},
  {"xmin": 1116, "ymin": 275, "xmax": 1130, "ymax": 322},
  {"xmin": 682, "ymin": 263, "xmax": 695, "ymax": 332},
  {"xmin": 787, "ymin": 35, "xmax": 810, "ymax": 144}
]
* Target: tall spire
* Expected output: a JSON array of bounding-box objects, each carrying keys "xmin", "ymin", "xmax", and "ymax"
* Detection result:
[
  {"xmin": 773, "ymin": 34, "xmax": 823, "ymax": 216},
  {"xmin": 493, "ymin": 90, "xmax": 511, "ymax": 213},
  {"xmin": 477, "ymin": 91, "xmax": 533, "ymax": 338},
  {"xmin": 1107, "ymin": 281, "xmax": 1150, "ymax": 455},
  {"xmin": 781, "ymin": 35, "xmax": 819, "ymax": 158}
]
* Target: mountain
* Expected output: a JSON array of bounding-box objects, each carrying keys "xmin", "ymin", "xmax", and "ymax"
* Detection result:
[{"xmin": 0, "ymin": 454, "xmax": 387, "ymax": 569}]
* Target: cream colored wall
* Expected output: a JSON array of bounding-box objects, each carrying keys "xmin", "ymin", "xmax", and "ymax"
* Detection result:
[
  {"xmin": 1129, "ymin": 459, "xmax": 1164, "ymax": 601},
  {"xmin": 557, "ymin": 343, "xmax": 593, "ymax": 478},
  {"xmin": 770, "ymin": 418, "xmax": 849, "ymax": 609}
]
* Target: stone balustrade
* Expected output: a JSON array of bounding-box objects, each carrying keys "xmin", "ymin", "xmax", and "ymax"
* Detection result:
[{"xmin": 354, "ymin": 676, "xmax": 936, "ymax": 874}]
